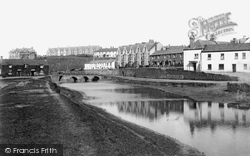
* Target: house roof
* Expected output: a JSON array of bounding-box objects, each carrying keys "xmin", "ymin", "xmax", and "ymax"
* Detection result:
[
  {"xmin": 184, "ymin": 39, "xmax": 229, "ymax": 50},
  {"xmin": 0, "ymin": 59, "xmax": 48, "ymax": 65},
  {"xmin": 202, "ymin": 43, "xmax": 250, "ymax": 52},
  {"xmin": 145, "ymin": 42, "xmax": 156, "ymax": 51},
  {"xmin": 125, "ymin": 46, "xmax": 130, "ymax": 52},
  {"xmin": 94, "ymin": 48, "xmax": 118, "ymax": 52},
  {"xmin": 131, "ymin": 44, "xmax": 137, "ymax": 51},
  {"xmin": 88, "ymin": 59, "xmax": 116, "ymax": 64},
  {"xmin": 151, "ymin": 46, "xmax": 185, "ymax": 56}
]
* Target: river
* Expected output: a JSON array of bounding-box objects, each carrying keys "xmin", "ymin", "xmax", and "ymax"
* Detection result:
[{"xmin": 61, "ymin": 81, "xmax": 250, "ymax": 156}]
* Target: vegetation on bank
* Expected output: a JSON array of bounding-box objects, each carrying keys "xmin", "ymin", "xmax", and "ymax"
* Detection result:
[{"xmin": 36, "ymin": 55, "xmax": 93, "ymax": 72}]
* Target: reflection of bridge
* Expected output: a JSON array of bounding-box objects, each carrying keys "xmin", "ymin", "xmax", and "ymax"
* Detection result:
[{"xmin": 58, "ymin": 74, "xmax": 102, "ymax": 83}]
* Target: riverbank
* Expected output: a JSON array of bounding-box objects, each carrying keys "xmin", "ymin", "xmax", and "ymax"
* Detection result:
[
  {"xmin": 0, "ymin": 78, "xmax": 203, "ymax": 156},
  {"xmin": 104, "ymin": 76, "xmax": 250, "ymax": 106}
]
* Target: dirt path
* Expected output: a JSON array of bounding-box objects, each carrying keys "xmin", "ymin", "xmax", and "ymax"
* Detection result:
[{"xmin": 0, "ymin": 79, "xmax": 97, "ymax": 156}]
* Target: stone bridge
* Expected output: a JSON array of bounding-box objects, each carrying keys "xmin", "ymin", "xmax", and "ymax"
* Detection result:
[{"xmin": 58, "ymin": 74, "xmax": 102, "ymax": 83}]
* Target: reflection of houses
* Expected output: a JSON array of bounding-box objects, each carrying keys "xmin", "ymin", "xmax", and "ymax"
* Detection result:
[
  {"xmin": 117, "ymin": 100, "xmax": 184, "ymax": 120},
  {"xmin": 0, "ymin": 59, "xmax": 49, "ymax": 77},
  {"xmin": 93, "ymin": 47, "xmax": 118, "ymax": 58},
  {"xmin": 117, "ymin": 40, "xmax": 163, "ymax": 67},
  {"xmin": 84, "ymin": 59, "xmax": 116, "ymax": 70},
  {"xmin": 183, "ymin": 101, "xmax": 250, "ymax": 135},
  {"xmin": 46, "ymin": 46, "xmax": 101, "ymax": 56},
  {"xmin": 184, "ymin": 101, "xmax": 250, "ymax": 128},
  {"xmin": 9, "ymin": 47, "xmax": 37, "ymax": 59},
  {"xmin": 150, "ymin": 45, "xmax": 185, "ymax": 68}
]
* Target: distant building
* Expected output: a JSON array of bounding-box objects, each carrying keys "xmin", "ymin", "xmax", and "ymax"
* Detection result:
[
  {"xmin": 84, "ymin": 59, "xmax": 116, "ymax": 70},
  {"xmin": 150, "ymin": 45, "xmax": 185, "ymax": 69},
  {"xmin": 93, "ymin": 47, "xmax": 118, "ymax": 58},
  {"xmin": 117, "ymin": 40, "xmax": 164, "ymax": 67},
  {"xmin": 46, "ymin": 46, "xmax": 101, "ymax": 56},
  {"xmin": 0, "ymin": 59, "xmax": 49, "ymax": 77},
  {"xmin": 9, "ymin": 47, "xmax": 37, "ymax": 59}
]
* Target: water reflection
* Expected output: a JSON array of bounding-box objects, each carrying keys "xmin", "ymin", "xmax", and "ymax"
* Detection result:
[
  {"xmin": 61, "ymin": 82, "xmax": 250, "ymax": 156},
  {"xmin": 104, "ymin": 100, "xmax": 184, "ymax": 121}
]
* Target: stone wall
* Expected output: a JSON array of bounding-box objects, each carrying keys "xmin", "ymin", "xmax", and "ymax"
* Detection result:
[
  {"xmin": 52, "ymin": 68, "xmax": 238, "ymax": 81},
  {"xmin": 119, "ymin": 68, "xmax": 238, "ymax": 81},
  {"xmin": 227, "ymin": 83, "xmax": 250, "ymax": 92}
]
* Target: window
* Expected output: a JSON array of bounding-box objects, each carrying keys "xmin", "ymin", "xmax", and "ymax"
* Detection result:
[
  {"xmin": 244, "ymin": 64, "xmax": 247, "ymax": 70},
  {"xmin": 173, "ymin": 54, "xmax": 176, "ymax": 59},
  {"xmin": 208, "ymin": 64, "xmax": 212, "ymax": 70},
  {"xmin": 220, "ymin": 53, "xmax": 224, "ymax": 60},
  {"xmin": 219, "ymin": 64, "xmax": 224, "ymax": 70},
  {"xmin": 242, "ymin": 53, "xmax": 246, "ymax": 59},
  {"xmin": 8, "ymin": 65, "xmax": 12, "ymax": 68},
  {"xmin": 208, "ymin": 54, "xmax": 211, "ymax": 60},
  {"xmin": 194, "ymin": 53, "xmax": 199, "ymax": 59},
  {"xmin": 235, "ymin": 53, "xmax": 238, "ymax": 59}
]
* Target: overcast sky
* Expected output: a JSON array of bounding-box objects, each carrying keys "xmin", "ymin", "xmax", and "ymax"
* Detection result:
[{"xmin": 0, "ymin": 0, "xmax": 249, "ymax": 58}]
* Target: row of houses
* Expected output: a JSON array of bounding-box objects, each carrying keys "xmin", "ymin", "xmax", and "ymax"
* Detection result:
[
  {"xmin": 86, "ymin": 37, "xmax": 250, "ymax": 73},
  {"xmin": 46, "ymin": 45, "xmax": 101, "ymax": 56},
  {"xmin": 0, "ymin": 59, "xmax": 49, "ymax": 77}
]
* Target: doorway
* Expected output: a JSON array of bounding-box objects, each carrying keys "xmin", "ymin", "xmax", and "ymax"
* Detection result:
[
  {"xmin": 193, "ymin": 63, "xmax": 197, "ymax": 71},
  {"xmin": 232, "ymin": 64, "xmax": 236, "ymax": 72},
  {"xmin": 31, "ymin": 71, "xmax": 35, "ymax": 76}
]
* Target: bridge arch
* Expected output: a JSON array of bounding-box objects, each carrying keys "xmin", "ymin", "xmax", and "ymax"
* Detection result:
[
  {"xmin": 83, "ymin": 76, "xmax": 89, "ymax": 82},
  {"xmin": 92, "ymin": 76, "xmax": 100, "ymax": 82},
  {"xmin": 59, "ymin": 75, "xmax": 63, "ymax": 81},
  {"xmin": 71, "ymin": 76, "xmax": 78, "ymax": 83}
]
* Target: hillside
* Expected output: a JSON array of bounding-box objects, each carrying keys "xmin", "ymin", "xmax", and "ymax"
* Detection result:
[{"xmin": 36, "ymin": 55, "xmax": 93, "ymax": 72}]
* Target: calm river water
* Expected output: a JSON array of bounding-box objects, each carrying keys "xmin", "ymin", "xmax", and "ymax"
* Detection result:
[{"xmin": 61, "ymin": 81, "xmax": 250, "ymax": 156}]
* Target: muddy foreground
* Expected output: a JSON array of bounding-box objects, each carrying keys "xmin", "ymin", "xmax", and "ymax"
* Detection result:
[{"xmin": 0, "ymin": 78, "xmax": 203, "ymax": 156}]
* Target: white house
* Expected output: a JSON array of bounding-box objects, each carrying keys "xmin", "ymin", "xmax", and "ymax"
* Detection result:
[
  {"xmin": 201, "ymin": 43, "xmax": 250, "ymax": 72},
  {"xmin": 84, "ymin": 59, "xmax": 116, "ymax": 70},
  {"xmin": 183, "ymin": 36, "xmax": 229, "ymax": 71},
  {"xmin": 93, "ymin": 47, "xmax": 118, "ymax": 58}
]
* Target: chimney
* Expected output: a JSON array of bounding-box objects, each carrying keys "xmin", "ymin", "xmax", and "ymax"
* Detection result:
[
  {"xmin": 149, "ymin": 39, "xmax": 154, "ymax": 43},
  {"xmin": 231, "ymin": 38, "xmax": 237, "ymax": 44},
  {"xmin": 189, "ymin": 36, "xmax": 195, "ymax": 49}
]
